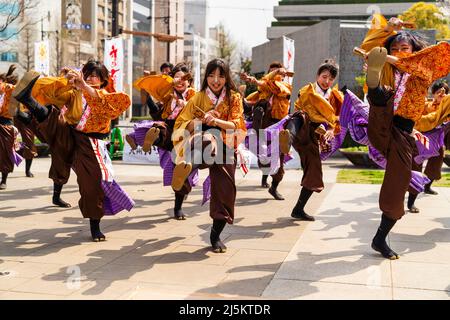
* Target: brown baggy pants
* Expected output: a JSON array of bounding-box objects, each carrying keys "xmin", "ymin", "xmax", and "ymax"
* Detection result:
[
  {"xmin": 0, "ymin": 123, "xmax": 15, "ymax": 174},
  {"xmin": 368, "ymin": 93, "xmax": 417, "ymax": 220},
  {"xmin": 14, "ymin": 117, "xmax": 37, "ymax": 160}
]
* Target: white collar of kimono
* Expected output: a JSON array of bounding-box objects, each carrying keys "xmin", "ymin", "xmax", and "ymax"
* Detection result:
[
  {"xmin": 315, "ymin": 82, "xmax": 331, "ymax": 100},
  {"xmin": 206, "ymin": 87, "xmax": 226, "ymax": 108}
]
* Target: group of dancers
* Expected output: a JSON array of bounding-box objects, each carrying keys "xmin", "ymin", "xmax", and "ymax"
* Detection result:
[{"xmin": 1, "ymin": 13, "xmax": 450, "ymax": 258}]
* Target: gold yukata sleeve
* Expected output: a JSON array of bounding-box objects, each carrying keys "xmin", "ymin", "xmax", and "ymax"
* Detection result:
[
  {"xmin": 31, "ymin": 77, "xmax": 83, "ymax": 125},
  {"xmin": 360, "ymin": 14, "xmax": 397, "ymax": 92},
  {"xmin": 295, "ymin": 84, "xmax": 337, "ymax": 128},
  {"xmin": 415, "ymin": 95, "xmax": 450, "ymax": 132},
  {"xmin": 133, "ymin": 74, "xmax": 174, "ymax": 102}
]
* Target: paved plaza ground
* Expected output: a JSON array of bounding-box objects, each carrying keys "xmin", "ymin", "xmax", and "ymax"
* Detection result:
[{"xmin": 1, "ymin": 157, "xmax": 449, "ymax": 299}]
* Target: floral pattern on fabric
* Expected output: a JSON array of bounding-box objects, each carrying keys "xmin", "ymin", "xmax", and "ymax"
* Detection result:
[
  {"xmin": 0, "ymin": 83, "xmax": 14, "ymax": 119},
  {"xmin": 394, "ymin": 42, "xmax": 450, "ymax": 122},
  {"xmin": 81, "ymin": 89, "xmax": 131, "ymax": 134}
]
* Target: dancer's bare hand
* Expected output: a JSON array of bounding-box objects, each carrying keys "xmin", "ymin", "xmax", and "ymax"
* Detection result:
[{"xmin": 324, "ymin": 129, "xmax": 334, "ymax": 142}]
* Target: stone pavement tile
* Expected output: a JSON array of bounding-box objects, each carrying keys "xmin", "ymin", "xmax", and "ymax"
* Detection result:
[
  {"xmin": 390, "ymin": 226, "xmax": 450, "ymax": 243},
  {"xmin": 8, "ymin": 275, "xmax": 93, "ymax": 297},
  {"xmin": 1, "ymin": 242, "xmax": 55, "ymax": 259},
  {"xmin": 0, "ymin": 261, "xmax": 65, "ymax": 279},
  {"xmin": 0, "ymin": 275, "xmax": 31, "ymax": 291},
  {"xmin": 273, "ymin": 254, "xmax": 392, "ymax": 287},
  {"xmin": 118, "ymin": 282, "xmax": 211, "ymax": 300},
  {"xmin": 391, "ymin": 260, "xmax": 450, "ymax": 291},
  {"xmin": 154, "ymin": 245, "xmax": 238, "ymax": 266},
  {"xmin": 65, "ymin": 280, "xmax": 142, "ymax": 300},
  {"xmin": 392, "ymin": 287, "xmax": 450, "ymax": 300},
  {"xmin": 181, "ymin": 232, "xmax": 232, "ymax": 247},
  {"xmin": 224, "ymin": 234, "xmax": 294, "ymax": 252},
  {"xmin": 198, "ymin": 269, "xmax": 275, "ymax": 298},
  {"xmin": 223, "ymin": 249, "xmax": 288, "ymax": 271},
  {"xmin": 128, "ymin": 263, "xmax": 230, "ymax": 286},
  {"xmin": 0, "ymin": 290, "xmax": 63, "ymax": 300},
  {"xmin": 389, "ymin": 241, "xmax": 450, "ymax": 265},
  {"xmin": 262, "ymin": 279, "xmax": 392, "ymax": 300}
]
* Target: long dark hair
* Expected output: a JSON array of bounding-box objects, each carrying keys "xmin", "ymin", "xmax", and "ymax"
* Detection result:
[
  {"xmin": 82, "ymin": 59, "xmax": 109, "ymax": 88},
  {"xmin": 201, "ymin": 58, "xmax": 237, "ymax": 104},
  {"xmin": 384, "ymin": 31, "xmax": 429, "ymax": 54}
]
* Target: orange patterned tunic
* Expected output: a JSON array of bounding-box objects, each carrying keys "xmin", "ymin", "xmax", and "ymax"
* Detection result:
[
  {"xmin": 247, "ymin": 71, "xmax": 291, "ymax": 120},
  {"xmin": 161, "ymin": 87, "xmax": 196, "ymax": 120},
  {"xmin": 0, "ymin": 83, "xmax": 14, "ymax": 119},
  {"xmin": 394, "ymin": 42, "xmax": 450, "ymax": 122},
  {"xmin": 173, "ymin": 90, "xmax": 247, "ymax": 151},
  {"xmin": 78, "ymin": 89, "xmax": 131, "ymax": 134}
]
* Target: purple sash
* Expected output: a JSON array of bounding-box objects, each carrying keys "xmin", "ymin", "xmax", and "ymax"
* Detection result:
[{"xmin": 101, "ymin": 180, "xmax": 135, "ymax": 216}]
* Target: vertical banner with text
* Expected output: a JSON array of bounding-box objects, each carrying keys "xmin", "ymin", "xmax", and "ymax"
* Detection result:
[
  {"xmin": 104, "ymin": 37, "xmax": 124, "ymax": 92},
  {"xmin": 283, "ymin": 36, "xmax": 295, "ymax": 85},
  {"xmin": 34, "ymin": 40, "xmax": 50, "ymax": 75}
]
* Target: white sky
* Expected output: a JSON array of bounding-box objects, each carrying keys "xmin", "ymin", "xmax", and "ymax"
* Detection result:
[{"xmin": 206, "ymin": 0, "xmax": 279, "ymax": 52}]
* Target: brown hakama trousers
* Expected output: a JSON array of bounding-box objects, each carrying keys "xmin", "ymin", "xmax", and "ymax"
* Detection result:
[
  {"xmin": 14, "ymin": 116, "xmax": 37, "ymax": 160},
  {"xmin": 36, "ymin": 107, "xmax": 73, "ymax": 185},
  {"xmin": 424, "ymin": 147, "xmax": 444, "ymax": 181},
  {"xmin": 287, "ymin": 111, "xmax": 324, "ymax": 193},
  {"xmin": 368, "ymin": 95, "xmax": 417, "ymax": 220},
  {"xmin": 181, "ymin": 134, "xmax": 237, "ymax": 224},
  {"xmin": 0, "ymin": 122, "xmax": 15, "ymax": 174}
]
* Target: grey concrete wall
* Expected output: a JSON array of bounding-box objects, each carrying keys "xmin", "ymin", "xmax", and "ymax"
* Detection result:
[{"xmin": 251, "ymin": 37, "xmax": 284, "ymax": 75}]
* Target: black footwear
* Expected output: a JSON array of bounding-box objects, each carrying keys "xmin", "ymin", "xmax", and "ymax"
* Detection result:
[
  {"xmin": 90, "ymin": 218, "xmax": 106, "ymax": 242},
  {"xmin": 424, "ymin": 182, "xmax": 438, "ymax": 195},
  {"xmin": 210, "ymin": 219, "xmax": 227, "ymax": 253},
  {"xmin": 174, "ymin": 193, "xmax": 186, "ymax": 220},
  {"xmin": 25, "ymin": 159, "xmax": 34, "ymax": 177},
  {"xmin": 424, "ymin": 188, "xmax": 438, "ymax": 195},
  {"xmin": 52, "ymin": 183, "xmax": 71, "ymax": 208},
  {"xmin": 371, "ymin": 214, "xmax": 399, "ymax": 260},
  {"xmin": 0, "ymin": 172, "xmax": 7, "ymax": 190},
  {"xmin": 291, "ymin": 208, "xmax": 315, "ymax": 221},
  {"xmin": 13, "ymin": 71, "xmax": 41, "ymax": 104},
  {"xmin": 371, "ymin": 240, "xmax": 399, "ymax": 260},
  {"xmin": 407, "ymin": 193, "xmax": 419, "ymax": 213},
  {"xmin": 408, "ymin": 205, "xmax": 420, "ymax": 213},
  {"xmin": 13, "ymin": 72, "xmax": 49, "ymax": 122},
  {"xmin": 269, "ymin": 186, "xmax": 284, "ymax": 200},
  {"xmin": 52, "ymin": 196, "xmax": 71, "ymax": 208},
  {"xmin": 261, "ymin": 175, "xmax": 270, "ymax": 188}
]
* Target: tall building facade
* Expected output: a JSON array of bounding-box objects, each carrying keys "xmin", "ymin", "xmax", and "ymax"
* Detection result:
[{"xmin": 267, "ymin": 0, "xmax": 435, "ymax": 40}]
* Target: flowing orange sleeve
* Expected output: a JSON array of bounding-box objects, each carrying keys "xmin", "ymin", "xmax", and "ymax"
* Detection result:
[
  {"xmin": 84, "ymin": 89, "xmax": 131, "ymax": 119},
  {"xmin": 133, "ymin": 74, "xmax": 174, "ymax": 102},
  {"xmin": 360, "ymin": 14, "xmax": 397, "ymax": 51},
  {"xmin": 222, "ymin": 92, "xmax": 247, "ymax": 148},
  {"xmin": 0, "ymin": 83, "xmax": 14, "ymax": 118},
  {"xmin": 394, "ymin": 42, "xmax": 450, "ymax": 84}
]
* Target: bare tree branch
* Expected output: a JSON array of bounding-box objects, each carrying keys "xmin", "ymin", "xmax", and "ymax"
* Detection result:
[{"xmin": 0, "ymin": 0, "xmax": 38, "ymax": 36}]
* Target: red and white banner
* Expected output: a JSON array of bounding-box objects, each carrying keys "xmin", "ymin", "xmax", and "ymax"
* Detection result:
[
  {"xmin": 283, "ymin": 36, "xmax": 295, "ymax": 85},
  {"xmin": 104, "ymin": 37, "xmax": 124, "ymax": 92}
]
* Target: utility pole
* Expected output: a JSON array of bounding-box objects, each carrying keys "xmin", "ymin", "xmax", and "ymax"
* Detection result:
[
  {"xmin": 166, "ymin": 1, "xmax": 170, "ymax": 62},
  {"xmin": 112, "ymin": 0, "xmax": 119, "ymax": 37}
]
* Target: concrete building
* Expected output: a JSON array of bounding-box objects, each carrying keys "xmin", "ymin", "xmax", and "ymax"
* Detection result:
[
  {"xmin": 253, "ymin": 19, "xmax": 436, "ymax": 108},
  {"xmin": 152, "ymin": 0, "xmax": 184, "ymax": 69},
  {"xmin": 185, "ymin": 0, "xmax": 208, "ymax": 38},
  {"xmin": 267, "ymin": 0, "xmax": 435, "ymax": 40},
  {"xmin": 0, "ymin": 1, "xmax": 62, "ymax": 76}
]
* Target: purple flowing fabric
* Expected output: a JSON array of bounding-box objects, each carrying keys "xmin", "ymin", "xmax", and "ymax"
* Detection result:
[
  {"xmin": 157, "ymin": 147, "xmax": 199, "ymax": 187},
  {"xmin": 244, "ymin": 115, "xmax": 293, "ymax": 175},
  {"xmin": 11, "ymin": 150, "xmax": 23, "ymax": 167},
  {"xmin": 415, "ymin": 125, "xmax": 448, "ymax": 165},
  {"xmin": 132, "ymin": 120, "xmax": 155, "ymax": 146},
  {"xmin": 202, "ymin": 175, "xmax": 211, "ymax": 205},
  {"xmin": 101, "ymin": 180, "xmax": 135, "ymax": 216},
  {"xmin": 328, "ymin": 90, "xmax": 434, "ymax": 193}
]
